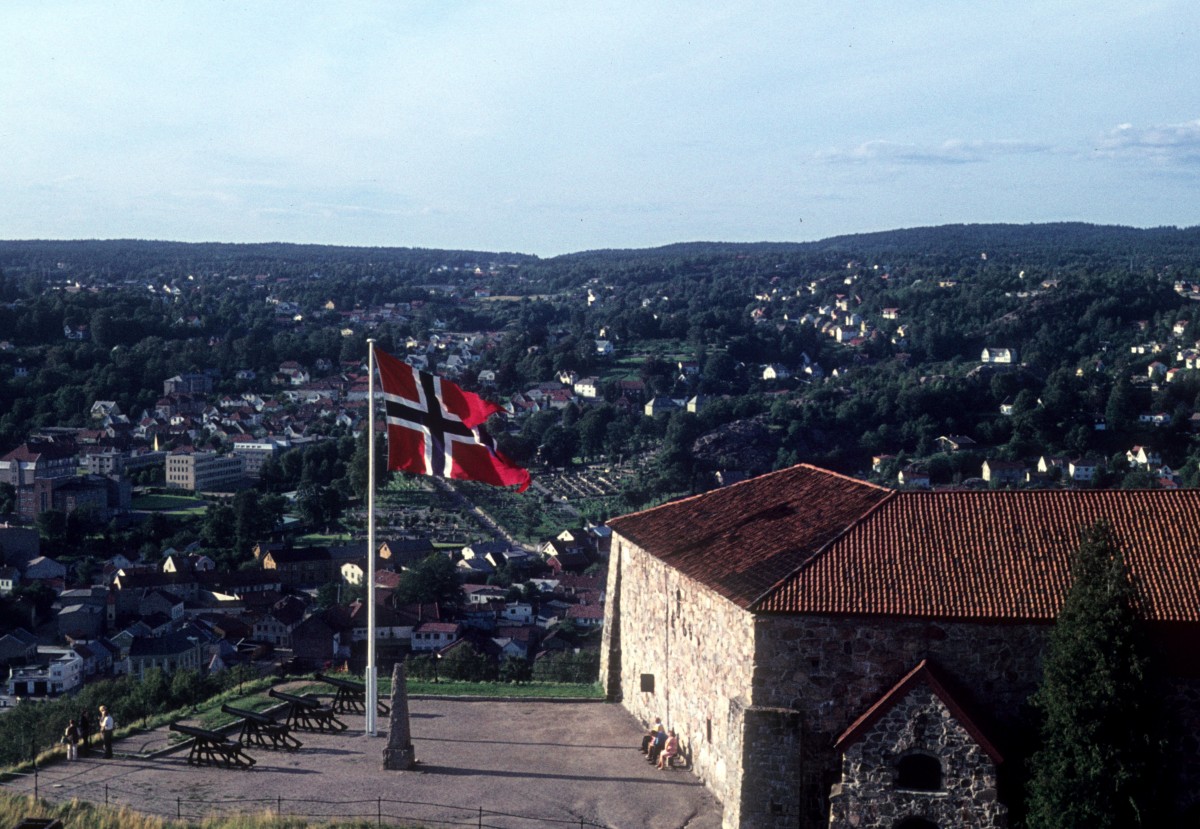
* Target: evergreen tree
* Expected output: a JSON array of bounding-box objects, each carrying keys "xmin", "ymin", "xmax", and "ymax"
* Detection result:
[{"xmin": 1026, "ymin": 521, "xmax": 1161, "ymax": 829}]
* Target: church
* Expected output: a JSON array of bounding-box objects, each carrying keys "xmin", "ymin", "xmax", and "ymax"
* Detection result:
[{"xmin": 600, "ymin": 464, "xmax": 1200, "ymax": 829}]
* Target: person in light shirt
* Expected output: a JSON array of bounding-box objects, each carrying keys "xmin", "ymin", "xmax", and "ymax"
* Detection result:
[{"xmin": 98, "ymin": 705, "xmax": 114, "ymax": 759}]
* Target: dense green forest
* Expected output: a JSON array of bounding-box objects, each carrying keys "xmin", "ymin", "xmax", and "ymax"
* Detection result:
[{"xmin": 3, "ymin": 222, "xmax": 1200, "ymax": 525}]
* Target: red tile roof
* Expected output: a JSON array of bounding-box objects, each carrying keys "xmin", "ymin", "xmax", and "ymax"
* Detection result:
[
  {"xmin": 607, "ymin": 464, "xmax": 891, "ymax": 608},
  {"xmin": 759, "ymin": 487, "xmax": 1200, "ymax": 621},
  {"xmin": 610, "ymin": 464, "xmax": 1200, "ymax": 622}
]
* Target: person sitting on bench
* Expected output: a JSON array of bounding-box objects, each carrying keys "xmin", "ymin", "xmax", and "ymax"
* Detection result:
[
  {"xmin": 640, "ymin": 718, "xmax": 662, "ymax": 754},
  {"xmin": 657, "ymin": 730, "xmax": 680, "ymax": 769},
  {"xmin": 647, "ymin": 725, "xmax": 668, "ymax": 764}
]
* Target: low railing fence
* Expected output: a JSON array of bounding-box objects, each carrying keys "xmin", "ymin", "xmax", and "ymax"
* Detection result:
[{"xmin": 2, "ymin": 771, "xmax": 608, "ymax": 829}]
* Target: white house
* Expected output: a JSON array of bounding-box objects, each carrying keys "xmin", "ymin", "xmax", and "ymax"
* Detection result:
[
  {"xmin": 0, "ymin": 566, "xmax": 19, "ymax": 596},
  {"xmin": 981, "ymin": 347, "xmax": 1018, "ymax": 364},
  {"xmin": 1127, "ymin": 446, "xmax": 1163, "ymax": 468},
  {"xmin": 1068, "ymin": 458, "xmax": 1100, "ymax": 482},
  {"xmin": 499, "ymin": 602, "xmax": 535, "ymax": 624},
  {"xmin": 6, "ymin": 647, "xmax": 84, "ymax": 696},
  {"xmin": 573, "ymin": 377, "xmax": 601, "ymax": 399},
  {"xmin": 411, "ymin": 622, "xmax": 461, "ymax": 652},
  {"xmin": 897, "ymin": 466, "xmax": 930, "ymax": 488}
]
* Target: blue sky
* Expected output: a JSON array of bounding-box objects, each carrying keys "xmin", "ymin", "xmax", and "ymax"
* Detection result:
[{"xmin": 2, "ymin": 2, "xmax": 1198, "ymax": 256}]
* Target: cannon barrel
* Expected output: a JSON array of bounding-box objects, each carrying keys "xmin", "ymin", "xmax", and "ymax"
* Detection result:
[
  {"xmin": 221, "ymin": 704, "xmax": 275, "ymax": 724},
  {"xmin": 315, "ymin": 672, "xmax": 365, "ymax": 691},
  {"xmin": 268, "ymin": 688, "xmax": 321, "ymax": 708},
  {"xmin": 169, "ymin": 722, "xmax": 228, "ymax": 741}
]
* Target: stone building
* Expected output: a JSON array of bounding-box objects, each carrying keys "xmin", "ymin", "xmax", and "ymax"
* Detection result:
[
  {"xmin": 600, "ymin": 463, "xmax": 1200, "ymax": 829},
  {"xmin": 828, "ymin": 660, "xmax": 1005, "ymax": 828}
]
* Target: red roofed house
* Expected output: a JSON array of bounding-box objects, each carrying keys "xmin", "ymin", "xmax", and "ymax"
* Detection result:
[{"xmin": 600, "ymin": 463, "xmax": 1200, "ymax": 829}]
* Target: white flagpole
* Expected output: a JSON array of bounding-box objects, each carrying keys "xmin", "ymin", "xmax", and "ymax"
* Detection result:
[{"xmin": 365, "ymin": 338, "xmax": 378, "ymax": 736}]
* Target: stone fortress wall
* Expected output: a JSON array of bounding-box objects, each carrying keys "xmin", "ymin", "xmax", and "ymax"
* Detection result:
[
  {"xmin": 753, "ymin": 616, "xmax": 1049, "ymax": 826},
  {"xmin": 603, "ymin": 532, "xmax": 1052, "ymax": 829},
  {"xmin": 828, "ymin": 682, "xmax": 1006, "ymax": 828},
  {"xmin": 601, "ymin": 534, "xmax": 758, "ymax": 827}
]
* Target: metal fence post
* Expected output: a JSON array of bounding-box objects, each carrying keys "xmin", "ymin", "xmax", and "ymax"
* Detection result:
[
  {"xmin": 105, "ymin": 783, "xmax": 109, "ymax": 805},
  {"xmin": 177, "ymin": 797, "xmax": 181, "ymax": 819},
  {"xmin": 278, "ymin": 795, "xmax": 283, "ymax": 816},
  {"xmin": 377, "ymin": 797, "xmax": 382, "ymax": 825},
  {"xmin": 478, "ymin": 805, "xmax": 483, "ymax": 829},
  {"xmin": 33, "ymin": 767, "xmax": 38, "ymax": 800}
]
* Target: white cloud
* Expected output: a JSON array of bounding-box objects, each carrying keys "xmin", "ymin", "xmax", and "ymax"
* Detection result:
[
  {"xmin": 818, "ymin": 138, "xmax": 1050, "ymax": 166},
  {"xmin": 1095, "ymin": 119, "xmax": 1200, "ymax": 167}
]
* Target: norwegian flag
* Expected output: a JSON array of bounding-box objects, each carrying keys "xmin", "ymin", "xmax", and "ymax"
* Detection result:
[{"xmin": 375, "ymin": 347, "xmax": 530, "ymax": 492}]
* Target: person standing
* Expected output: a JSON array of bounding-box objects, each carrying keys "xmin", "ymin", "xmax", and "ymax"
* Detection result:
[
  {"xmin": 78, "ymin": 710, "xmax": 91, "ymax": 757},
  {"xmin": 98, "ymin": 705, "xmax": 114, "ymax": 759},
  {"xmin": 62, "ymin": 719, "xmax": 80, "ymax": 761}
]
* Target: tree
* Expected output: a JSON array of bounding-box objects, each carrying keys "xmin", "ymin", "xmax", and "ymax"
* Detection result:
[
  {"xmin": 296, "ymin": 483, "xmax": 326, "ymax": 529},
  {"xmin": 539, "ymin": 423, "xmax": 579, "ymax": 468},
  {"xmin": 440, "ymin": 643, "xmax": 496, "ymax": 682},
  {"xmin": 36, "ymin": 509, "xmax": 69, "ymax": 555},
  {"xmin": 499, "ymin": 656, "xmax": 532, "ymax": 683},
  {"xmin": 169, "ymin": 668, "xmax": 205, "ymax": 710},
  {"xmin": 0, "ymin": 481, "xmax": 15, "ymax": 516},
  {"xmin": 201, "ymin": 503, "xmax": 236, "ymax": 551},
  {"xmin": 394, "ymin": 553, "xmax": 463, "ymax": 608},
  {"xmin": 348, "ymin": 432, "xmax": 388, "ymax": 498},
  {"xmin": 1026, "ymin": 521, "xmax": 1162, "ymax": 829},
  {"xmin": 314, "ymin": 580, "xmax": 343, "ymax": 610},
  {"xmin": 1105, "ymin": 377, "xmax": 1139, "ymax": 434}
]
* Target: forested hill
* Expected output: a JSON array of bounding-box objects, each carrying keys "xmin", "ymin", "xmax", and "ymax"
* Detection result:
[
  {"xmin": 0, "ymin": 239, "xmax": 537, "ymax": 278},
  {"xmin": 3, "ymin": 221, "xmax": 1200, "ymax": 504},
  {"xmin": 3, "ymin": 223, "xmax": 1200, "ymax": 273},
  {"xmin": 553, "ymin": 223, "xmax": 1200, "ymax": 268}
]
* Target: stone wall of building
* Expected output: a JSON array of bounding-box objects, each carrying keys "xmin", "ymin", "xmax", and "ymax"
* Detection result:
[
  {"xmin": 601, "ymin": 536, "xmax": 757, "ymax": 825},
  {"xmin": 1164, "ymin": 676, "xmax": 1200, "ymax": 820},
  {"xmin": 753, "ymin": 616, "xmax": 1048, "ymax": 828},
  {"xmin": 735, "ymin": 703, "xmax": 804, "ymax": 828},
  {"xmin": 828, "ymin": 685, "xmax": 1006, "ymax": 828},
  {"xmin": 604, "ymin": 526, "xmax": 1200, "ymax": 829}
]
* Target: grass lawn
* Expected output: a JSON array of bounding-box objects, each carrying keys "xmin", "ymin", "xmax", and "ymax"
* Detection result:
[{"xmin": 131, "ymin": 493, "xmax": 209, "ymax": 512}]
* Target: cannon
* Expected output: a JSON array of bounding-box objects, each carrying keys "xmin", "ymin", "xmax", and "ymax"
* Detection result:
[
  {"xmin": 168, "ymin": 722, "xmax": 256, "ymax": 769},
  {"xmin": 221, "ymin": 704, "xmax": 303, "ymax": 751},
  {"xmin": 267, "ymin": 687, "xmax": 348, "ymax": 733},
  {"xmin": 315, "ymin": 672, "xmax": 391, "ymax": 716}
]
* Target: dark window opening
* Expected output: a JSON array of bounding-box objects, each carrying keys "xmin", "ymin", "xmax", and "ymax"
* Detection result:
[
  {"xmin": 895, "ymin": 753, "xmax": 942, "ymax": 791},
  {"xmin": 640, "ymin": 673, "xmax": 655, "ymax": 693},
  {"xmin": 894, "ymin": 818, "xmax": 938, "ymax": 829},
  {"xmin": 706, "ymin": 717, "xmax": 712, "ymax": 743}
]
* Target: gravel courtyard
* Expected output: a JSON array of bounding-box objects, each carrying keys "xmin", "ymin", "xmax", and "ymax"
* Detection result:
[{"xmin": 3, "ymin": 697, "xmax": 724, "ymax": 829}]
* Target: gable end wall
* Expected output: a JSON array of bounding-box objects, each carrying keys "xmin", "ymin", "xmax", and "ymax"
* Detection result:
[{"xmin": 602, "ymin": 534, "xmax": 756, "ymax": 824}]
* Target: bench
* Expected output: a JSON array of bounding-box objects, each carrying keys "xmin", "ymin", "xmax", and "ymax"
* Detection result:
[
  {"xmin": 221, "ymin": 704, "xmax": 303, "ymax": 751},
  {"xmin": 268, "ymin": 688, "xmax": 348, "ymax": 733},
  {"xmin": 662, "ymin": 752, "xmax": 687, "ymax": 770},
  {"xmin": 315, "ymin": 672, "xmax": 390, "ymax": 716},
  {"xmin": 168, "ymin": 722, "xmax": 257, "ymax": 769}
]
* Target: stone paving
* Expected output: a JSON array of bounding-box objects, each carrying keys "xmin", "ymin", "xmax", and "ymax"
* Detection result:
[{"xmin": 3, "ymin": 697, "xmax": 724, "ymax": 829}]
